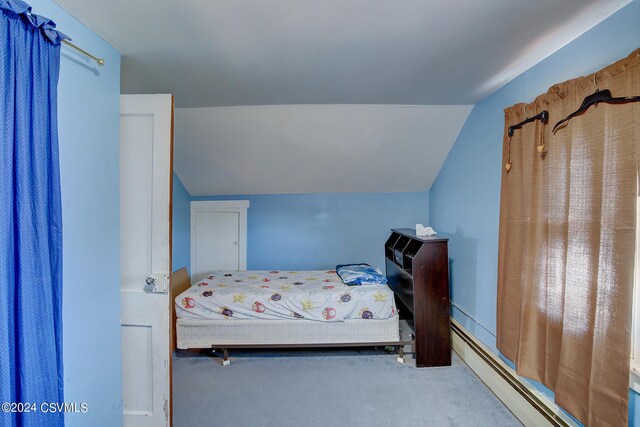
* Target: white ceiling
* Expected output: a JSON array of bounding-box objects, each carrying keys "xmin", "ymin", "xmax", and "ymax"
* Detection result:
[
  {"xmin": 52, "ymin": 0, "xmax": 631, "ymax": 195},
  {"xmin": 175, "ymin": 105, "xmax": 472, "ymax": 195},
  {"xmin": 54, "ymin": 0, "xmax": 630, "ymax": 108}
]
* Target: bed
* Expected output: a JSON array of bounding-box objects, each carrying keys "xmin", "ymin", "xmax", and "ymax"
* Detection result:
[{"xmin": 171, "ymin": 268, "xmax": 403, "ymax": 357}]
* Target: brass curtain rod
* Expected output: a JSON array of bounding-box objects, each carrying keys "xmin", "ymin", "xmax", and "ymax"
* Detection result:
[{"xmin": 61, "ymin": 39, "xmax": 105, "ymax": 66}]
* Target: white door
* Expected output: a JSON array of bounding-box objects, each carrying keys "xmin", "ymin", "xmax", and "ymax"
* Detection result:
[
  {"xmin": 191, "ymin": 201, "xmax": 249, "ymax": 281},
  {"xmin": 194, "ymin": 211, "xmax": 239, "ymax": 273},
  {"xmin": 120, "ymin": 94, "xmax": 173, "ymax": 427}
]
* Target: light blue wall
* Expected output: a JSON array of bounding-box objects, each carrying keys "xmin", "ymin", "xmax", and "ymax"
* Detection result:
[
  {"xmin": 173, "ymin": 173, "xmax": 191, "ymax": 272},
  {"xmin": 29, "ymin": 1, "xmax": 123, "ymax": 425},
  {"xmin": 428, "ymin": 1, "xmax": 640, "ymax": 425},
  {"xmin": 192, "ymin": 192, "xmax": 429, "ymax": 271}
]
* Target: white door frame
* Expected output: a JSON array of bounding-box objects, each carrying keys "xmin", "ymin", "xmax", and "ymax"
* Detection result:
[{"xmin": 190, "ymin": 200, "xmax": 249, "ymax": 277}]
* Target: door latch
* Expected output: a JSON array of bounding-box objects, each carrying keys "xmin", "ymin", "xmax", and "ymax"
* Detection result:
[{"xmin": 145, "ymin": 273, "xmax": 169, "ymax": 293}]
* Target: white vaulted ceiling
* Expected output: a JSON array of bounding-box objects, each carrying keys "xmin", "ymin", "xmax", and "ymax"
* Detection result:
[
  {"xmin": 54, "ymin": 0, "xmax": 630, "ymax": 107},
  {"xmin": 54, "ymin": 0, "xmax": 631, "ymax": 194},
  {"xmin": 175, "ymin": 105, "xmax": 473, "ymax": 195}
]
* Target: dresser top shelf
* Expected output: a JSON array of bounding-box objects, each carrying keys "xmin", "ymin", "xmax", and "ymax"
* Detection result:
[{"xmin": 391, "ymin": 228, "xmax": 449, "ymax": 243}]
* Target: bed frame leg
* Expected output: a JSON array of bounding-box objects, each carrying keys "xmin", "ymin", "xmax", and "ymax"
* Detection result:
[
  {"xmin": 397, "ymin": 345, "xmax": 406, "ymax": 364},
  {"xmin": 221, "ymin": 348, "xmax": 231, "ymax": 366},
  {"xmin": 211, "ymin": 346, "xmax": 231, "ymax": 366}
]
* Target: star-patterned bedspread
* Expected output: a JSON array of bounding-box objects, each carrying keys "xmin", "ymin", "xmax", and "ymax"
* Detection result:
[{"xmin": 175, "ymin": 270, "xmax": 397, "ymax": 322}]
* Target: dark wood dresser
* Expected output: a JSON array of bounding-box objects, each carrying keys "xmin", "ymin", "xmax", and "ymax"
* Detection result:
[{"xmin": 385, "ymin": 228, "xmax": 451, "ymax": 367}]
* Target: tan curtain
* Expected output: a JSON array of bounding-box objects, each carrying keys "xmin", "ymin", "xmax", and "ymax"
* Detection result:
[{"xmin": 497, "ymin": 48, "xmax": 640, "ymax": 426}]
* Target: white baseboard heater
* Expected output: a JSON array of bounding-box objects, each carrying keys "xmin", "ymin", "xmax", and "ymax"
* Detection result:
[{"xmin": 450, "ymin": 318, "xmax": 579, "ymax": 427}]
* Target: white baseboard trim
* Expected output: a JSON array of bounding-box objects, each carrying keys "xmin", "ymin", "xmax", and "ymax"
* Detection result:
[{"xmin": 450, "ymin": 318, "xmax": 579, "ymax": 427}]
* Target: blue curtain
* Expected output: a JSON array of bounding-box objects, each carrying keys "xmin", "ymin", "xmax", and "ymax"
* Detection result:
[{"xmin": 0, "ymin": 1, "xmax": 68, "ymax": 426}]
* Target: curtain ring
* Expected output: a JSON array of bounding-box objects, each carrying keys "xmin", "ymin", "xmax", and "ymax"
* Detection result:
[
  {"xmin": 593, "ymin": 72, "xmax": 599, "ymax": 92},
  {"xmin": 523, "ymin": 104, "xmax": 532, "ymax": 119}
]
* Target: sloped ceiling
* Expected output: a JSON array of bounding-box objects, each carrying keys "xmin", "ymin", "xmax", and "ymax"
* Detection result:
[
  {"xmin": 54, "ymin": 0, "xmax": 630, "ymax": 107},
  {"xmin": 53, "ymin": 0, "xmax": 631, "ymax": 195},
  {"xmin": 175, "ymin": 105, "xmax": 472, "ymax": 195}
]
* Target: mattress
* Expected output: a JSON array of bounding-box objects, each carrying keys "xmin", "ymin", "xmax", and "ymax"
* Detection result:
[
  {"xmin": 175, "ymin": 270, "xmax": 397, "ymax": 322},
  {"xmin": 176, "ymin": 315, "xmax": 400, "ymax": 349}
]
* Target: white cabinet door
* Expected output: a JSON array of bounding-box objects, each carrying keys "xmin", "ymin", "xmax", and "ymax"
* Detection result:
[{"xmin": 120, "ymin": 94, "xmax": 172, "ymax": 427}]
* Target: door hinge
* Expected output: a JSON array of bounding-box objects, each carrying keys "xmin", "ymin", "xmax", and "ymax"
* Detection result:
[{"xmin": 163, "ymin": 397, "xmax": 169, "ymax": 425}]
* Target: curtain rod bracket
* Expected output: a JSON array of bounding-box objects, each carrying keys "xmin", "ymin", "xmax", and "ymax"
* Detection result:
[{"xmin": 508, "ymin": 110, "xmax": 548, "ymax": 137}]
